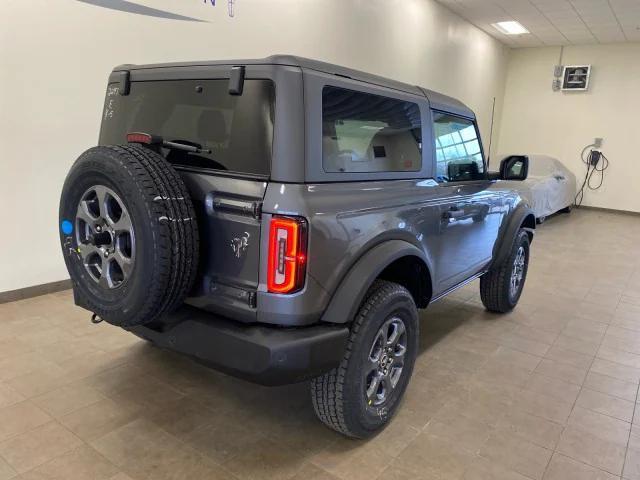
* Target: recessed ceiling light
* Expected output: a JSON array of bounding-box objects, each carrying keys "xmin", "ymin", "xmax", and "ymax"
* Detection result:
[{"xmin": 492, "ymin": 21, "xmax": 529, "ymax": 35}]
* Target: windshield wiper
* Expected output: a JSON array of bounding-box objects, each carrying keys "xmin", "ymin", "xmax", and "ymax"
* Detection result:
[{"xmin": 126, "ymin": 132, "xmax": 211, "ymax": 154}]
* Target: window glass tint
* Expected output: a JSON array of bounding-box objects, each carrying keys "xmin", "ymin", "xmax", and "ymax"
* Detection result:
[
  {"xmin": 99, "ymin": 79, "xmax": 275, "ymax": 176},
  {"xmin": 433, "ymin": 112, "xmax": 484, "ymax": 182},
  {"xmin": 322, "ymin": 86, "xmax": 422, "ymax": 173}
]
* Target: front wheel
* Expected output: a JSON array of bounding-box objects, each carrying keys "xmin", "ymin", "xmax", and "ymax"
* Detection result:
[
  {"xmin": 310, "ymin": 280, "xmax": 418, "ymax": 438},
  {"xmin": 480, "ymin": 229, "xmax": 530, "ymax": 313}
]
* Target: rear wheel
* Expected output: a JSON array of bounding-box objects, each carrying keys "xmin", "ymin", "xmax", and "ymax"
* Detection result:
[
  {"xmin": 311, "ymin": 280, "xmax": 418, "ymax": 438},
  {"xmin": 480, "ymin": 229, "xmax": 530, "ymax": 313}
]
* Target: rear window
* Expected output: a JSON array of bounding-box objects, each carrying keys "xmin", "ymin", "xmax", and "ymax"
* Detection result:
[
  {"xmin": 322, "ymin": 86, "xmax": 422, "ymax": 173},
  {"xmin": 99, "ymin": 79, "xmax": 275, "ymax": 176}
]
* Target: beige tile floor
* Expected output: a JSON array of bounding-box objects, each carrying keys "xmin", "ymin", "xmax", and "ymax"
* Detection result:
[{"xmin": 1, "ymin": 208, "xmax": 640, "ymax": 480}]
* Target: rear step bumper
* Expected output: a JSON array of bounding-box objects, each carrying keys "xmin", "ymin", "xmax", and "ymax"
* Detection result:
[{"xmin": 126, "ymin": 306, "xmax": 349, "ymax": 386}]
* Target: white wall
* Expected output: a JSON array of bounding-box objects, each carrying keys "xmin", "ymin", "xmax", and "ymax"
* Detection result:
[
  {"xmin": 0, "ymin": 0, "xmax": 509, "ymax": 293},
  {"xmin": 497, "ymin": 43, "xmax": 640, "ymax": 213}
]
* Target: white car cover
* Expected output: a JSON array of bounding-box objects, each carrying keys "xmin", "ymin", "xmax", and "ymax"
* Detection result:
[{"xmin": 499, "ymin": 154, "xmax": 577, "ymax": 219}]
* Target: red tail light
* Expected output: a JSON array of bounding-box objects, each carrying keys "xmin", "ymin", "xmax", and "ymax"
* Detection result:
[
  {"xmin": 126, "ymin": 132, "xmax": 161, "ymax": 145},
  {"xmin": 267, "ymin": 216, "xmax": 307, "ymax": 294}
]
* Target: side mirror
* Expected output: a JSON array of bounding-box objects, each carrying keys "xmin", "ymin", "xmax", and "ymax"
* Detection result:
[
  {"xmin": 499, "ymin": 155, "xmax": 529, "ymax": 181},
  {"xmin": 447, "ymin": 161, "xmax": 480, "ymax": 182}
]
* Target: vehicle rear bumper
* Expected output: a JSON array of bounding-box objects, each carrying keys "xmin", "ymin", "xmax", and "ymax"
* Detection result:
[{"xmin": 126, "ymin": 306, "xmax": 349, "ymax": 386}]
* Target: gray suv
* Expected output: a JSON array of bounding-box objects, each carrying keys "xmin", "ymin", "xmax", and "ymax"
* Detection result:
[{"xmin": 59, "ymin": 55, "xmax": 535, "ymax": 438}]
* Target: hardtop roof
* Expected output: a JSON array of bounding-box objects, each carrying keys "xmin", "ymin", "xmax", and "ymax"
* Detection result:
[{"xmin": 114, "ymin": 54, "xmax": 475, "ymax": 118}]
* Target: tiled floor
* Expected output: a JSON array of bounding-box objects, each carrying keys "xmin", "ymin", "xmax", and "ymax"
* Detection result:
[{"xmin": 1, "ymin": 209, "xmax": 640, "ymax": 480}]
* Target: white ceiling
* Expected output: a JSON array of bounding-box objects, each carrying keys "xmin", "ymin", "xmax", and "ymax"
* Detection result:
[{"xmin": 436, "ymin": 0, "xmax": 640, "ymax": 47}]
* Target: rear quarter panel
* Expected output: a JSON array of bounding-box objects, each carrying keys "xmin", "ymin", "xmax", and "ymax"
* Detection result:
[{"xmin": 257, "ymin": 180, "xmax": 438, "ymax": 325}]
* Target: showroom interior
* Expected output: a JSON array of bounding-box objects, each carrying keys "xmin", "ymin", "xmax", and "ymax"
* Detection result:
[{"xmin": 1, "ymin": 0, "xmax": 640, "ymax": 479}]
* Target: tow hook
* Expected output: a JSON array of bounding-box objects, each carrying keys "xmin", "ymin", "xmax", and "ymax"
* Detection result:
[{"xmin": 91, "ymin": 313, "xmax": 103, "ymax": 324}]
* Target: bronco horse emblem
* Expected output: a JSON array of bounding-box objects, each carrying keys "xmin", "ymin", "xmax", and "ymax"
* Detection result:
[{"xmin": 230, "ymin": 232, "xmax": 250, "ymax": 258}]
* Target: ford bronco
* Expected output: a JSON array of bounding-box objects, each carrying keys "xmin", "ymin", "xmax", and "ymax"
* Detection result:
[{"xmin": 59, "ymin": 56, "xmax": 535, "ymax": 438}]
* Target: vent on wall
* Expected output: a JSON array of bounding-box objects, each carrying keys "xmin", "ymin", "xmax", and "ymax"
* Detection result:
[{"xmin": 561, "ymin": 65, "xmax": 591, "ymax": 91}]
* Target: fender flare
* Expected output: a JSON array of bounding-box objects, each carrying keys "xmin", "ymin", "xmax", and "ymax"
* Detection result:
[
  {"xmin": 320, "ymin": 240, "xmax": 432, "ymax": 324},
  {"xmin": 491, "ymin": 203, "xmax": 535, "ymax": 269}
]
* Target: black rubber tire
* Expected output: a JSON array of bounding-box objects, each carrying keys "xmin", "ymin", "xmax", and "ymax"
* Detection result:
[
  {"xmin": 59, "ymin": 145, "xmax": 199, "ymax": 327},
  {"xmin": 310, "ymin": 280, "xmax": 418, "ymax": 438},
  {"xmin": 480, "ymin": 229, "xmax": 530, "ymax": 313},
  {"xmin": 561, "ymin": 205, "xmax": 572, "ymax": 214}
]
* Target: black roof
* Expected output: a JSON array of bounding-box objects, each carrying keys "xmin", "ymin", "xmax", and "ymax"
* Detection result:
[{"xmin": 114, "ymin": 55, "xmax": 474, "ymax": 118}]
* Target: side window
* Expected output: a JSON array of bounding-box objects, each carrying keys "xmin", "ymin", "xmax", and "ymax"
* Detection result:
[
  {"xmin": 432, "ymin": 112, "xmax": 485, "ymax": 183},
  {"xmin": 322, "ymin": 86, "xmax": 422, "ymax": 173}
]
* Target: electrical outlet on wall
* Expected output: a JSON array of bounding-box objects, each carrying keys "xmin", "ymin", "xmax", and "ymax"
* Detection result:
[
  {"xmin": 553, "ymin": 65, "xmax": 564, "ymax": 77},
  {"xmin": 552, "ymin": 65, "xmax": 564, "ymax": 92},
  {"xmin": 594, "ymin": 137, "xmax": 603, "ymax": 148}
]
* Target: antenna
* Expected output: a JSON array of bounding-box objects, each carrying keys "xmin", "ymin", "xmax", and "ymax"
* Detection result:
[{"xmin": 487, "ymin": 96, "xmax": 496, "ymax": 167}]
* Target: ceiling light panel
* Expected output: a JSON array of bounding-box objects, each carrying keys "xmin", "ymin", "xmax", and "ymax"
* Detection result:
[{"xmin": 492, "ymin": 20, "xmax": 530, "ymax": 34}]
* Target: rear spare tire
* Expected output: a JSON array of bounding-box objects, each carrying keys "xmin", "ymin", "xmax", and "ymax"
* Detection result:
[{"xmin": 59, "ymin": 145, "xmax": 199, "ymax": 327}]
